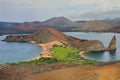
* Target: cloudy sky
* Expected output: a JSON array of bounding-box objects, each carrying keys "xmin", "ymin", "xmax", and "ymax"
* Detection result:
[{"xmin": 0, "ymin": 0, "xmax": 120, "ymax": 22}]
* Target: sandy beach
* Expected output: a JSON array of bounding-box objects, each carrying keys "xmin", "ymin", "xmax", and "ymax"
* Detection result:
[
  {"xmin": 79, "ymin": 51, "xmax": 89, "ymax": 59},
  {"xmin": 32, "ymin": 40, "xmax": 64, "ymax": 60},
  {"xmin": 30, "ymin": 40, "xmax": 90, "ymax": 60}
]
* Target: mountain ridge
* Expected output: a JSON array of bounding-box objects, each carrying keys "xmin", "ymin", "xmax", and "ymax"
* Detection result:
[
  {"xmin": 0, "ymin": 17, "xmax": 120, "ymax": 34},
  {"xmin": 74, "ymin": 20, "xmax": 113, "ymax": 32}
]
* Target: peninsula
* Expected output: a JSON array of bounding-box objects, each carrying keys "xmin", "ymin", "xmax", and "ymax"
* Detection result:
[{"xmin": 3, "ymin": 28, "xmax": 116, "ymax": 59}]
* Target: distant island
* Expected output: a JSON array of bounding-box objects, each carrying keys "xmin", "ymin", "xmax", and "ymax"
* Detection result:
[{"xmin": 0, "ymin": 17, "xmax": 120, "ymax": 34}]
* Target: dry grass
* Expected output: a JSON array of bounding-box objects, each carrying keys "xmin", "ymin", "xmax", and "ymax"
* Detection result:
[{"xmin": 23, "ymin": 62, "xmax": 120, "ymax": 80}]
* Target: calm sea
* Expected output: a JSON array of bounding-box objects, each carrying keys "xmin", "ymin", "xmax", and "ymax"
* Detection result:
[
  {"xmin": 0, "ymin": 35, "xmax": 41, "ymax": 64},
  {"xmin": 64, "ymin": 32, "xmax": 120, "ymax": 62},
  {"xmin": 0, "ymin": 32, "xmax": 120, "ymax": 63}
]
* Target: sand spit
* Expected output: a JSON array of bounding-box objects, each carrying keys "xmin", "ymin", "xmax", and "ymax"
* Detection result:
[{"xmin": 32, "ymin": 40, "xmax": 64, "ymax": 60}]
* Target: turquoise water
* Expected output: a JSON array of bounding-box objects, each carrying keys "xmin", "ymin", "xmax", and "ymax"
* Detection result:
[
  {"xmin": 64, "ymin": 32, "xmax": 120, "ymax": 62},
  {"xmin": 0, "ymin": 35, "xmax": 41, "ymax": 64}
]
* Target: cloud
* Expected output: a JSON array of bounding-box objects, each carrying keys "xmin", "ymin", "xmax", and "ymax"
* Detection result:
[
  {"xmin": 0, "ymin": 0, "xmax": 120, "ymax": 21},
  {"xmin": 57, "ymin": 0, "xmax": 120, "ymax": 20},
  {"xmin": 67, "ymin": 9, "xmax": 120, "ymax": 20},
  {"xmin": 69, "ymin": 0, "xmax": 120, "ymax": 9},
  {"xmin": 0, "ymin": 0, "xmax": 69, "ymax": 8}
]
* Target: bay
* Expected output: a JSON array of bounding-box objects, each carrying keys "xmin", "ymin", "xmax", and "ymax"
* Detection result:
[
  {"xmin": 0, "ymin": 35, "xmax": 41, "ymax": 64},
  {"xmin": 64, "ymin": 32, "xmax": 120, "ymax": 62}
]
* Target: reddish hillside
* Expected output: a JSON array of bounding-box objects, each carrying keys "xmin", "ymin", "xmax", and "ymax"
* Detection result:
[
  {"xmin": 75, "ymin": 20, "xmax": 112, "ymax": 31},
  {"xmin": 27, "ymin": 28, "xmax": 72, "ymax": 43},
  {"xmin": 4, "ymin": 23, "xmax": 46, "ymax": 31},
  {"xmin": 16, "ymin": 24, "xmax": 34, "ymax": 30}
]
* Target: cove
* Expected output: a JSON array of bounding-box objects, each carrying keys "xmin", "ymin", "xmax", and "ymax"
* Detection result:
[
  {"xmin": 64, "ymin": 32, "xmax": 120, "ymax": 62},
  {"xmin": 0, "ymin": 35, "xmax": 41, "ymax": 64}
]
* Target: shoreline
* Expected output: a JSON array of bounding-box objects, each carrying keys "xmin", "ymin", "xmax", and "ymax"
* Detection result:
[
  {"xmin": 32, "ymin": 43, "xmax": 51, "ymax": 60},
  {"xmin": 29, "ymin": 40, "xmax": 91, "ymax": 61},
  {"xmin": 30, "ymin": 41, "xmax": 115, "ymax": 62},
  {"xmin": 79, "ymin": 51, "xmax": 89, "ymax": 60},
  {"xmin": 32, "ymin": 45, "xmax": 89, "ymax": 60},
  {"xmin": 31, "ymin": 41, "xmax": 64, "ymax": 60}
]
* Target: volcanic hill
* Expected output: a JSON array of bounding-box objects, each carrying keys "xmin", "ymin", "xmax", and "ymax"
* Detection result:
[{"xmin": 3, "ymin": 28, "xmax": 116, "ymax": 51}]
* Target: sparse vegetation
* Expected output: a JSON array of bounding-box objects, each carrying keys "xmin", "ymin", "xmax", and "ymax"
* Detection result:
[
  {"xmin": 51, "ymin": 46, "xmax": 98, "ymax": 64},
  {"xmin": 17, "ymin": 58, "xmax": 60, "ymax": 64},
  {"xmin": 17, "ymin": 46, "xmax": 98, "ymax": 65},
  {"xmin": 51, "ymin": 46, "xmax": 80, "ymax": 60}
]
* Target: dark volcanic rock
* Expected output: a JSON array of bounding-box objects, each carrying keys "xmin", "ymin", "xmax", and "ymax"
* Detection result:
[
  {"xmin": 70, "ymin": 40, "xmax": 105, "ymax": 51},
  {"xmin": 3, "ymin": 35, "xmax": 27, "ymax": 42},
  {"xmin": 70, "ymin": 35, "xmax": 116, "ymax": 51}
]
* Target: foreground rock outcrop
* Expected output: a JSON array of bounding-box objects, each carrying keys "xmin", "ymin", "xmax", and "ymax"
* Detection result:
[{"xmin": 3, "ymin": 28, "xmax": 116, "ymax": 51}]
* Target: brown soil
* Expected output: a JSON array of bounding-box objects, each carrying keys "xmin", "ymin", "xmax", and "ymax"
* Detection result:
[
  {"xmin": 23, "ymin": 62, "xmax": 120, "ymax": 80},
  {"xmin": 0, "ymin": 62, "xmax": 120, "ymax": 80}
]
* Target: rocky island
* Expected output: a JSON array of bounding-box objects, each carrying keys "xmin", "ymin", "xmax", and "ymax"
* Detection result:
[
  {"xmin": 4, "ymin": 28, "xmax": 116, "ymax": 51},
  {"xmin": 3, "ymin": 28, "xmax": 116, "ymax": 59}
]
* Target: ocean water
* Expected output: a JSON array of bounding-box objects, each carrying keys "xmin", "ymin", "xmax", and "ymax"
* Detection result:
[
  {"xmin": 0, "ymin": 35, "xmax": 41, "ymax": 64},
  {"xmin": 0, "ymin": 32, "xmax": 120, "ymax": 63},
  {"xmin": 64, "ymin": 32, "xmax": 120, "ymax": 62}
]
